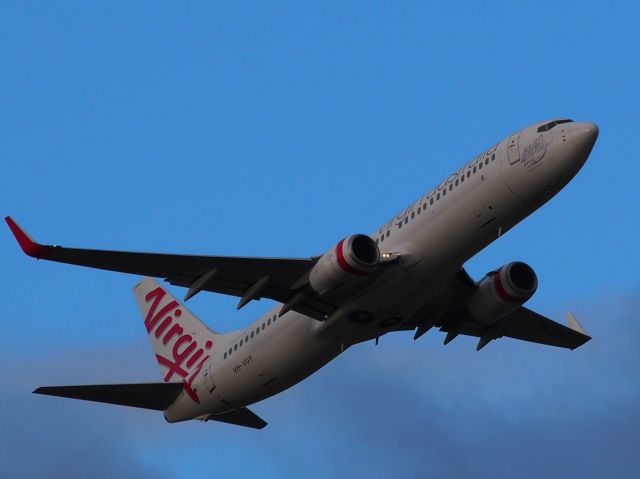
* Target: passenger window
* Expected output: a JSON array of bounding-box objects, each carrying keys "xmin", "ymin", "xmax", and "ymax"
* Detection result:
[
  {"xmin": 455, "ymin": 180, "xmax": 459, "ymax": 186},
  {"xmin": 417, "ymin": 206, "xmax": 421, "ymax": 214},
  {"xmin": 449, "ymin": 184, "xmax": 453, "ymax": 191},
  {"xmin": 228, "ymin": 348, "xmax": 232, "ymax": 356},
  {"xmin": 404, "ymin": 217, "xmax": 408, "ymax": 224},
  {"xmin": 224, "ymin": 352, "xmax": 227, "ymax": 359},
  {"xmin": 386, "ymin": 230, "xmax": 390, "ymax": 237},
  {"xmin": 467, "ymin": 171, "xmax": 471, "ymax": 178},
  {"xmin": 430, "ymin": 198, "xmax": 434, "ymax": 205},
  {"xmin": 268, "ymin": 318, "xmax": 271, "ymax": 325},
  {"xmin": 485, "ymin": 158, "xmax": 489, "ymax": 165},
  {"xmin": 375, "ymin": 238, "xmax": 379, "ymax": 244},
  {"xmin": 240, "ymin": 339, "xmax": 243, "ymax": 346},
  {"xmin": 461, "ymin": 175, "xmax": 464, "ymax": 182},
  {"xmin": 256, "ymin": 328, "xmax": 260, "ymax": 335},
  {"xmin": 479, "ymin": 162, "xmax": 483, "ymax": 169},
  {"xmin": 245, "ymin": 335, "xmax": 249, "ymax": 342},
  {"xmin": 234, "ymin": 344, "xmax": 238, "ymax": 351},
  {"xmin": 491, "ymin": 153, "xmax": 495, "ymax": 161},
  {"xmin": 443, "ymin": 189, "xmax": 446, "ymax": 196},
  {"xmin": 411, "ymin": 211, "xmax": 415, "ymax": 219},
  {"xmin": 381, "ymin": 235, "xmax": 385, "ymax": 242},
  {"xmin": 436, "ymin": 193, "xmax": 440, "ymax": 200},
  {"xmin": 473, "ymin": 167, "xmax": 477, "ymax": 173},
  {"xmin": 262, "ymin": 323, "xmax": 265, "ymax": 330},
  {"xmin": 251, "ymin": 331, "xmax": 254, "ymax": 338}
]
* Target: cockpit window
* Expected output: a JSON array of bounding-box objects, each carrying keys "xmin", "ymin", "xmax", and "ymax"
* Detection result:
[{"xmin": 537, "ymin": 119, "xmax": 573, "ymax": 133}]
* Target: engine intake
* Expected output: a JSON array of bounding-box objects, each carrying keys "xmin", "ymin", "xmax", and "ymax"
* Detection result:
[
  {"xmin": 468, "ymin": 261, "xmax": 538, "ymax": 324},
  {"xmin": 309, "ymin": 234, "xmax": 380, "ymax": 295}
]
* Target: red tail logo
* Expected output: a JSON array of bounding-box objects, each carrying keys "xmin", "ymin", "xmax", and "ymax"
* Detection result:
[{"xmin": 144, "ymin": 287, "xmax": 213, "ymax": 403}]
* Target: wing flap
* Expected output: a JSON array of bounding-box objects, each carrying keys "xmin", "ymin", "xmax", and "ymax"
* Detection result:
[{"xmin": 33, "ymin": 382, "xmax": 184, "ymax": 411}]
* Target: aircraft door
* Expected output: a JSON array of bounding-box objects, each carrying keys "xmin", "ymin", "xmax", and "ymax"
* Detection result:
[
  {"xmin": 203, "ymin": 363, "xmax": 216, "ymax": 393},
  {"xmin": 507, "ymin": 134, "xmax": 520, "ymax": 165}
]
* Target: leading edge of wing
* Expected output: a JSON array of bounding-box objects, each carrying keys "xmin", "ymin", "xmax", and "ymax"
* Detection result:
[
  {"xmin": 6, "ymin": 216, "xmax": 333, "ymax": 319},
  {"xmin": 5, "ymin": 216, "xmax": 315, "ymax": 276}
]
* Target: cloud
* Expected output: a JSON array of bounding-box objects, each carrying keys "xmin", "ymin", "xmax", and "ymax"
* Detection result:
[
  {"xmin": 0, "ymin": 292, "xmax": 638, "ymax": 478},
  {"xmin": 257, "ymin": 291, "xmax": 640, "ymax": 478},
  {"xmin": 0, "ymin": 342, "xmax": 170, "ymax": 479},
  {"xmin": 0, "ymin": 397, "xmax": 169, "ymax": 479}
]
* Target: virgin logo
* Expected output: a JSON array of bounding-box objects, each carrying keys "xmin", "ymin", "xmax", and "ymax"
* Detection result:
[{"xmin": 144, "ymin": 287, "xmax": 213, "ymax": 403}]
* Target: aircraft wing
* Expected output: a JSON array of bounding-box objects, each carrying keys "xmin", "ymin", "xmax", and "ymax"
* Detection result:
[
  {"xmin": 6, "ymin": 217, "xmax": 334, "ymax": 320},
  {"xmin": 407, "ymin": 268, "xmax": 591, "ymax": 350},
  {"xmin": 496, "ymin": 308, "xmax": 590, "ymax": 349},
  {"xmin": 439, "ymin": 306, "xmax": 591, "ymax": 350}
]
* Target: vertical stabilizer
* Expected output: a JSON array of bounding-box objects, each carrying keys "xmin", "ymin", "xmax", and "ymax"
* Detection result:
[{"xmin": 133, "ymin": 277, "xmax": 225, "ymax": 402}]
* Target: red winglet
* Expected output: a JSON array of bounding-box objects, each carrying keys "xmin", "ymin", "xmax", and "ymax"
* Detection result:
[{"xmin": 5, "ymin": 217, "xmax": 53, "ymax": 258}]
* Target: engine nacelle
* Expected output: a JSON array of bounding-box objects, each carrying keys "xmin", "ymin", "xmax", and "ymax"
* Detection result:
[
  {"xmin": 468, "ymin": 261, "xmax": 538, "ymax": 324},
  {"xmin": 309, "ymin": 234, "xmax": 380, "ymax": 295}
]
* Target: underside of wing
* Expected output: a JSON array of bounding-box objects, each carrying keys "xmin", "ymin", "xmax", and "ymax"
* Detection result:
[
  {"xmin": 438, "ymin": 306, "xmax": 591, "ymax": 350},
  {"xmin": 488, "ymin": 307, "xmax": 591, "ymax": 349},
  {"xmin": 6, "ymin": 217, "xmax": 335, "ymax": 320},
  {"xmin": 406, "ymin": 267, "xmax": 591, "ymax": 350}
]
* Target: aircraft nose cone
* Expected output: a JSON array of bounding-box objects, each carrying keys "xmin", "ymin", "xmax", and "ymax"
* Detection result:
[{"xmin": 570, "ymin": 122, "xmax": 599, "ymax": 155}]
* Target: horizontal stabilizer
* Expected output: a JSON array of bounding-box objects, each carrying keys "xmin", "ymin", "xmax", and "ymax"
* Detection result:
[
  {"xmin": 205, "ymin": 407, "xmax": 267, "ymax": 429},
  {"xmin": 34, "ymin": 382, "xmax": 183, "ymax": 411}
]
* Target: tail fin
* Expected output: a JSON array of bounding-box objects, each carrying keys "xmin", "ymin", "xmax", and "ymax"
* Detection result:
[{"xmin": 133, "ymin": 277, "xmax": 223, "ymax": 392}]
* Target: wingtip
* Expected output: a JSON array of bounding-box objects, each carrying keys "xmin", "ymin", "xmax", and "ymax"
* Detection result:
[
  {"xmin": 566, "ymin": 312, "xmax": 589, "ymax": 336},
  {"xmin": 567, "ymin": 312, "xmax": 592, "ymax": 350},
  {"xmin": 5, "ymin": 216, "xmax": 53, "ymax": 258}
]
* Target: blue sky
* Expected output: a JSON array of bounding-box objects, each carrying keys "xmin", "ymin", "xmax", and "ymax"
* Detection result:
[{"xmin": 1, "ymin": 2, "xmax": 639, "ymax": 478}]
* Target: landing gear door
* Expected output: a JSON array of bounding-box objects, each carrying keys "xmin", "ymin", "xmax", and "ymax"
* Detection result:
[{"xmin": 507, "ymin": 134, "xmax": 520, "ymax": 165}]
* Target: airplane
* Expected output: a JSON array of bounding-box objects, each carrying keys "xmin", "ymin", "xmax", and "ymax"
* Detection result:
[{"xmin": 7, "ymin": 118, "xmax": 598, "ymax": 429}]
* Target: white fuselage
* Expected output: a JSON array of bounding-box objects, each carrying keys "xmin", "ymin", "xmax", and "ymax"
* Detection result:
[{"xmin": 165, "ymin": 119, "xmax": 597, "ymax": 422}]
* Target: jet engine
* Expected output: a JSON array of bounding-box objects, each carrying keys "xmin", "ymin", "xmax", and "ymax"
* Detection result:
[
  {"xmin": 468, "ymin": 261, "xmax": 538, "ymax": 324},
  {"xmin": 309, "ymin": 234, "xmax": 380, "ymax": 295}
]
